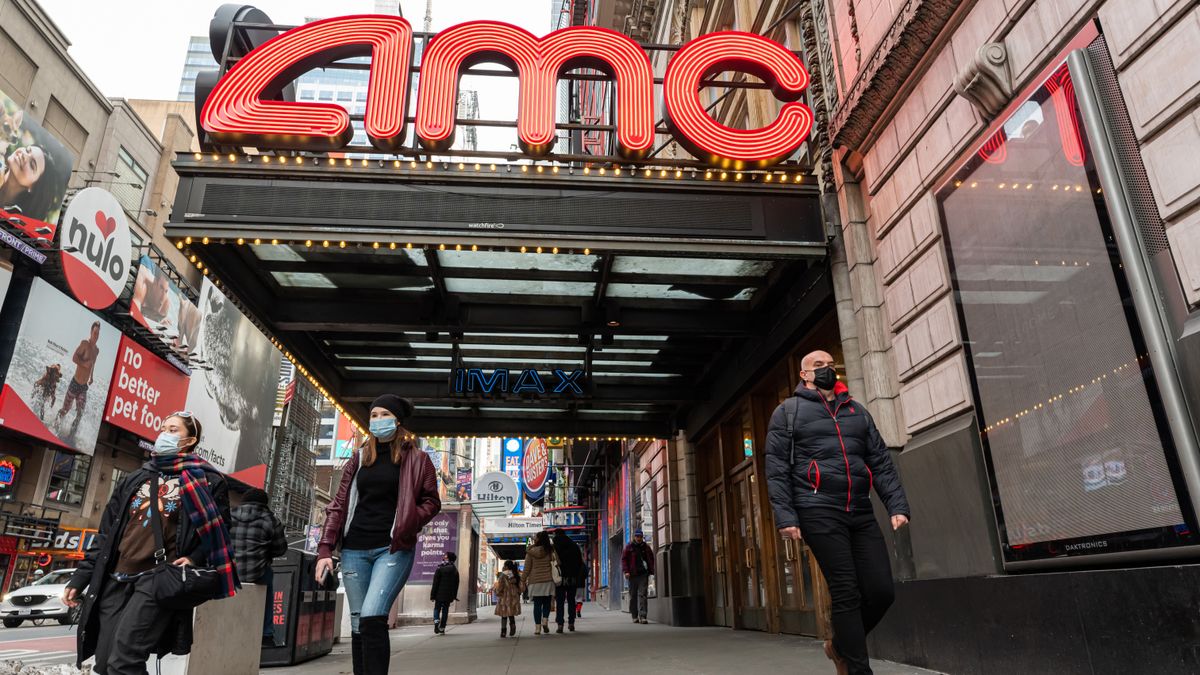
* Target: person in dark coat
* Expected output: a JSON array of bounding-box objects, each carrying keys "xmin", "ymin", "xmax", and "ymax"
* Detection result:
[
  {"xmin": 63, "ymin": 413, "xmax": 237, "ymax": 674},
  {"xmin": 428, "ymin": 551, "xmax": 459, "ymax": 634},
  {"xmin": 231, "ymin": 488, "xmax": 288, "ymax": 645},
  {"xmin": 551, "ymin": 529, "xmax": 584, "ymax": 633},
  {"xmin": 621, "ymin": 530, "xmax": 654, "ymax": 624},
  {"xmin": 765, "ymin": 350, "xmax": 910, "ymax": 675}
]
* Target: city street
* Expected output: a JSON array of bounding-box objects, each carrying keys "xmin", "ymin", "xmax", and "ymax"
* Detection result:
[
  {"xmin": 0, "ymin": 624, "xmax": 75, "ymax": 668},
  {"xmin": 272, "ymin": 604, "xmax": 942, "ymax": 675}
]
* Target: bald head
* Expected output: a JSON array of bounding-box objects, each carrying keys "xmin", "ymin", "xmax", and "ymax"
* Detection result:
[{"xmin": 800, "ymin": 350, "xmax": 837, "ymax": 393}]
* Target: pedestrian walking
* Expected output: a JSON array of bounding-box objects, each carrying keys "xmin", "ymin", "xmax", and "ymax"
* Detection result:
[
  {"xmin": 551, "ymin": 529, "xmax": 584, "ymax": 633},
  {"xmin": 521, "ymin": 530, "xmax": 556, "ymax": 635},
  {"xmin": 621, "ymin": 530, "xmax": 654, "ymax": 624},
  {"xmin": 492, "ymin": 559, "xmax": 523, "ymax": 638},
  {"xmin": 230, "ymin": 488, "xmax": 288, "ymax": 646},
  {"xmin": 62, "ymin": 412, "xmax": 238, "ymax": 674},
  {"xmin": 316, "ymin": 395, "xmax": 441, "ymax": 675},
  {"xmin": 765, "ymin": 350, "xmax": 910, "ymax": 675},
  {"xmin": 429, "ymin": 551, "xmax": 459, "ymax": 634}
]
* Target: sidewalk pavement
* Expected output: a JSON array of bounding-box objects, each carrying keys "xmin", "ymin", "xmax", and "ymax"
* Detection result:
[{"xmin": 268, "ymin": 603, "xmax": 943, "ymax": 675}]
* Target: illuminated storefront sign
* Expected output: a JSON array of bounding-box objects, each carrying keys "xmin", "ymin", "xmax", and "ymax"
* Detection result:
[
  {"xmin": 199, "ymin": 16, "xmax": 812, "ymax": 168},
  {"xmin": 451, "ymin": 367, "xmax": 585, "ymax": 395}
]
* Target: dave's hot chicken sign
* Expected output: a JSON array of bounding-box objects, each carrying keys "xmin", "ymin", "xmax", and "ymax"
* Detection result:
[
  {"xmin": 60, "ymin": 187, "xmax": 131, "ymax": 310},
  {"xmin": 200, "ymin": 16, "xmax": 813, "ymax": 168}
]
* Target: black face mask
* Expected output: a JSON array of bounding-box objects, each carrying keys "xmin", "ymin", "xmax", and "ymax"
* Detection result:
[{"xmin": 811, "ymin": 366, "xmax": 837, "ymax": 390}]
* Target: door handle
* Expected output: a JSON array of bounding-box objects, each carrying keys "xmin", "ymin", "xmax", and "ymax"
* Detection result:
[
  {"xmin": 745, "ymin": 547, "xmax": 753, "ymax": 569},
  {"xmin": 783, "ymin": 539, "xmax": 795, "ymax": 562}
]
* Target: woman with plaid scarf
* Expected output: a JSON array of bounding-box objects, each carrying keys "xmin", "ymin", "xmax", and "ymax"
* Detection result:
[{"xmin": 63, "ymin": 412, "xmax": 238, "ymax": 674}]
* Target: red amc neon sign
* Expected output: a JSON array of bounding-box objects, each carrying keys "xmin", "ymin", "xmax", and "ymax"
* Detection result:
[{"xmin": 200, "ymin": 15, "xmax": 813, "ymax": 169}]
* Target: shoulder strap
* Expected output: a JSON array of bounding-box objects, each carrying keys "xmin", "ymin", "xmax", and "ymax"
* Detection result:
[
  {"xmin": 148, "ymin": 473, "xmax": 168, "ymax": 565},
  {"xmin": 784, "ymin": 397, "xmax": 801, "ymax": 465}
]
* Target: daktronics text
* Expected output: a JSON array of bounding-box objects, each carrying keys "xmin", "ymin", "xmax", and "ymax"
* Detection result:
[{"xmin": 199, "ymin": 16, "xmax": 812, "ymax": 168}]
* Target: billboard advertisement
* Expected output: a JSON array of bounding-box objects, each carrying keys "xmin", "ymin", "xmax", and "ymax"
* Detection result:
[
  {"xmin": 130, "ymin": 255, "xmax": 202, "ymax": 350},
  {"xmin": 522, "ymin": 437, "xmax": 549, "ymax": 502},
  {"xmin": 0, "ymin": 87, "xmax": 74, "ymax": 244},
  {"xmin": 184, "ymin": 278, "xmax": 282, "ymax": 473},
  {"xmin": 501, "ymin": 437, "xmax": 523, "ymax": 515},
  {"xmin": 59, "ymin": 187, "xmax": 132, "ymax": 310},
  {"xmin": 104, "ymin": 336, "xmax": 190, "ymax": 441},
  {"xmin": 455, "ymin": 467, "xmax": 472, "ymax": 502},
  {"xmin": 411, "ymin": 511, "xmax": 459, "ymax": 584},
  {"xmin": 0, "ymin": 279, "xmax": 119, "ymax": 455},
  {"xmin": 334, "ymin": 413, "xmax": 357, "ymax": 460}
]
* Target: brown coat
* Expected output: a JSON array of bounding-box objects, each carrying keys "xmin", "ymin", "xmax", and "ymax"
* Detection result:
[
  {"xmin": 522, "ymin": 545, "xmax": 555, "ymax": 586},
  {"xmin": 492, "ymin": 573, "xmax": 523, "ymax": 617}
]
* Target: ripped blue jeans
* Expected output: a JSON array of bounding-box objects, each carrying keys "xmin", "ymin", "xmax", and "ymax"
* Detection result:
[{"xmin": 341, "ymin": 546, "xmax": 415, "ymax": 633}]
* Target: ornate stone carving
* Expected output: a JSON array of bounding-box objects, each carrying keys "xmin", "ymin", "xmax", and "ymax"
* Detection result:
[
  {"xmin": 829, "ymin": 0, "xmax": 960, "ymax": 152},
  {"xmin": 954, "ymin": 42, "xmax": 1012, "ymax": 119}
]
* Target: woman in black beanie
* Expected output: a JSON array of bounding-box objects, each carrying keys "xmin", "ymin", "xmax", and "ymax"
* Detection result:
[{"xmin": 316, "ymin": 395, "xmax": 441, "ymax": 675}]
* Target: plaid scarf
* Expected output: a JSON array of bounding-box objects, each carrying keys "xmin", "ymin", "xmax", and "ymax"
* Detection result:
[{"xmin": 149, "ymin": 453, "xmax": 239, "ymax": 599}]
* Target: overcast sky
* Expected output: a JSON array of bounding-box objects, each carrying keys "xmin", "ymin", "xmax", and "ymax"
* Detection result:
[{"xmin": 37, "ymin": 0, "xmax": 553, "ymax": 151}]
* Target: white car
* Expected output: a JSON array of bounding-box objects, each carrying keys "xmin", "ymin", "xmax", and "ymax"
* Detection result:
[{"xmin": 0, "ymin": 568, "xmax": 79, "ymax": 628}]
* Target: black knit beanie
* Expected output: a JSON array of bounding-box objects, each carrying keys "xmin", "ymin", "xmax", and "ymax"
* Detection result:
[
  {"xmin": 370, "ymin": 394, "xmax": 414, "ymax": 420},
  {"xmin": 243, "ymin": 488, "xmax": 269, "ymax": 505}
]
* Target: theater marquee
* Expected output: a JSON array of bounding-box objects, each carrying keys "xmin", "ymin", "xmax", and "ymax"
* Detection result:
[{"xmin": 198, "ymin": 15, "xmax": 813, "ymax": 169}]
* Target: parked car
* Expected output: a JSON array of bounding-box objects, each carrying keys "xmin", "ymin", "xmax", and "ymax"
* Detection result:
[{"xmin": 0, "ymin": 568, "xmax": 79, "ymax": 628}]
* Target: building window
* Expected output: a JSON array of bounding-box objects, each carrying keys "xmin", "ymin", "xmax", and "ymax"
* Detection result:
[
  {"xmin": 45, "ymin": 451, "xmax": 91, "ymax": 507},
  {"xmin": 112, "ymin": 147, "xmax": 149, "ymax": 217},
  {"xmin": 336, "ymin": 91, "xmax": 353, "ymax": 102},
  {"xmin": 107, "ymin": 467, "xmax": 129, "ymax": 501},
  {"xmin": 937, "ymin": 60, "xmax": 1187, "ymax": 562},
  {"xmin": 300, "ymin": 90, "xmax": 315, "ymax": 100},
  {"xmin": 318, "ymin": 91, "xmax": 333, "ymax": 101},
  {"xmin": 355, "ymin": 91, "xmax": 367, "ymax": 102}
]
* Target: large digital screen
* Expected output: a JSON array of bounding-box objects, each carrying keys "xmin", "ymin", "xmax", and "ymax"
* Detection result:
[
  {"xmin": 0, "ymin": 88, "xmax": 74, "ymax": 244},
  {"xmin": 0, "ymin": 279, "xmax": 119, "ymax": 455},
  {"xmin": 184, "ymin": 278, "xmax": 282, "ymax": 473},
  {"xmin": 937, "ymin": 61, "xmax": 1194, "ymax": 562}
]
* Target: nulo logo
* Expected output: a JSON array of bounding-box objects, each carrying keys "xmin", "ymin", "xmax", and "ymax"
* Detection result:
[
  {"xmin": 60, "ymin": 188, "xmax": 131, "ymax": 309},
  {"xmin": 200, "ymin": 16, "xmax": 812, "ymax": 168}
]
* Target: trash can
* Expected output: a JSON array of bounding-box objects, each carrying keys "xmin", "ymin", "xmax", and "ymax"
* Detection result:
[{"xmin": 261, "ymin": 548, "xmax": 339, "ymax": 667}]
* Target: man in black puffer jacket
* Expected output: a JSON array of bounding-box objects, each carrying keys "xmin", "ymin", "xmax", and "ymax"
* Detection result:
[
  {"xmin": 430, "ymin": 552, "xmax": 460, "ymax": 634},
  {"xmin": 765, "ymin": 350, "xmax": 910, "ymax": 675}
]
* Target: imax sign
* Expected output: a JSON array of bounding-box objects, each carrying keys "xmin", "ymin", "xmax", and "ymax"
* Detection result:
[{"xmin": 452, "ymin": 368, "xmax": 585, "ymax": 396}]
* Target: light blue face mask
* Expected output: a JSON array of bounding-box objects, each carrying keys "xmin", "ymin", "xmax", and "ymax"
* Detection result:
[
  {"xmin": 153, "ymin": 432, "xmax": 183, "ymax": 455},
  {"xmin": 369, "ymin": 417, "xmax": 398, "ymax": 439}
]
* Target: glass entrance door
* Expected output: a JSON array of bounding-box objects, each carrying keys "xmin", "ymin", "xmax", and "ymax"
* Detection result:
[
  {"xmin": 731, "ymin": 469, "xmax": 767, "ymax": 630},
  {"xmin": 774, "ymin": 533, "xmax": 828, "ymax": 635},
  {"xmin": 705, "ymin": 488, "xmax": 732, "ymax": 627}
]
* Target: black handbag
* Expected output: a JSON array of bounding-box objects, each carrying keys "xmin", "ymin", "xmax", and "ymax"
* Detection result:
[{"xmin": 146, "ymin": 473, "xmax": 224, "ymax": 610}]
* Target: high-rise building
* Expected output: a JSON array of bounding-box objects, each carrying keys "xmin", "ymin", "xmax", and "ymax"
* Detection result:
[{"xmin": 177, "ymin": 36, "xmax": 214, "ymax": 102}]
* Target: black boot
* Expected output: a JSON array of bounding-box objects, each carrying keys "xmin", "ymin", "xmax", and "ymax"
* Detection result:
[
  {"xmin": 351, "ymin": 632, "xmax": 364, "ymax": 675},
  {"xmin": 359, "ymin": 616, "xmax": 391, "ymax": 675},
  {"xmin": 509, "ymin": 617, "xmax": 516, "ymax": 635},
  {"xmin": 501, "ymin": 620, "xmax": 508, "ymax": 638}
]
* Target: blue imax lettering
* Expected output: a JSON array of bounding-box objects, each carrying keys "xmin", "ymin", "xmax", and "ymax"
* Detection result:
[{"xmin": 452, "ymin": 368, "xmax": 586, "ymax": 395}]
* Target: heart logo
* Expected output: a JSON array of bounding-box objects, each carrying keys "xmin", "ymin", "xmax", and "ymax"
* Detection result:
[{"xmin": 94, "ymin": 211, "xmax": 116, "ymax": 239}]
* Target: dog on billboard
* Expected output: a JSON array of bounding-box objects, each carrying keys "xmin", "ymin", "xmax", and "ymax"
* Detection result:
[{"xmin": 32, "ymin": 363, "xmax": 62, "ymax": 419}]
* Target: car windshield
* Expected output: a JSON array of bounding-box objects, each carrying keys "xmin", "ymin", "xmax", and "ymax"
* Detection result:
[{"xmin": 31, "ymin": 570, "xmax": 75, "ymax": 586}]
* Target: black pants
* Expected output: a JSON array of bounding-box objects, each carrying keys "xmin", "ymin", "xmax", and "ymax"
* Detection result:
[
  {"xmin": 554, "ymin": 584, "xmax": 577, "ymax": 626},
  {"xmin": 94, "ymin": 575, "xmax": 172, "ymax": 675},
  {"xmin": 797, "ymin": 508, "xmax": 895, "ymax": 675},
  {"xmin": 433, "ymin": 600, "xmax": 450, "ymax": 628}
]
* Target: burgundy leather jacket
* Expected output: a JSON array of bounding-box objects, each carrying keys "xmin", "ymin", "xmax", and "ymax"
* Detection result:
[{"xmin": 318, "ymin": 440, "xmax": 441, "ymax": 559}]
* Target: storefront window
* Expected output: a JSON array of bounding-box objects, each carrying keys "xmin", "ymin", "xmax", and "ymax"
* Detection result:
[
  {"xmin": 938, "ymin": 62, "xmax": 1190, "ymax": 560},
  {"xmin": 107, "ymin": 467, "xmax": 129, "ymax": 501},
  {"xmin": 44, "ymin": 451, "xmax": 91, "ymax": 507}
]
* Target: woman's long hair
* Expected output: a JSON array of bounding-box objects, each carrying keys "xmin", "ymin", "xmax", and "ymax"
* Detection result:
[
  {"xmin": 532, "ymin": 530, "xmax": 551, "ymax": 551},
  {"xmin": 359, "ymin": 425, "xmax": 411, "ymax": 467}
]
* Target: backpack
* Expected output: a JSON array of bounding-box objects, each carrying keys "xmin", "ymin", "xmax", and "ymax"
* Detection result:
[{"xmin": 783, "ymin": 397, "xmax": 801, "ymax": 465}]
